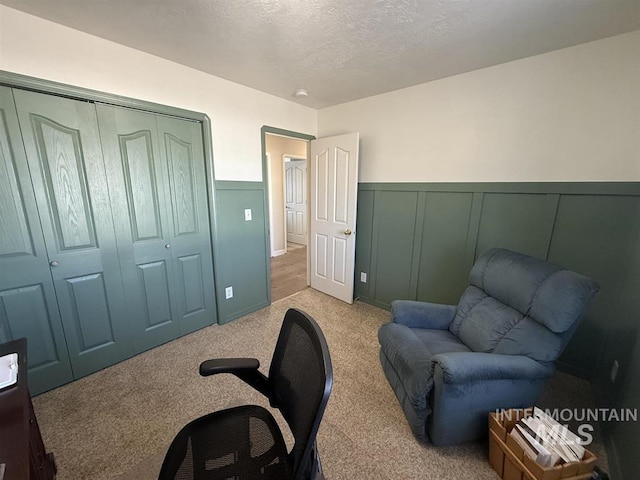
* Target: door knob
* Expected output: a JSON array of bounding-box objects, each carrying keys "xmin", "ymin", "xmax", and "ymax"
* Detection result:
[
  {"xmin": 49, "ymin": 260, "xmax": 59, "ymax": 267},
  {"xmin": 343, "ymin": 229, "xmax": 352, "ymax": 236},
  {"xmin": 165, "ymin": 244, "xmax": 171, "ymax": 249}
]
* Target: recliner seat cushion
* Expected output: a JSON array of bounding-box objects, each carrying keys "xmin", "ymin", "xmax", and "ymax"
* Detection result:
[
  {"xmin": 412, "ymin": 329, "xmax": 472, "ymax": 355},
  {"xmin": 378, "ymin": 324, "xmax": 472, "ymax": 401}
]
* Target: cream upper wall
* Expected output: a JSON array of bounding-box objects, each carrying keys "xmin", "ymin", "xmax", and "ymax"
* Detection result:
[
  {"xmin": 318, "ymin": 31, "xmax": 640, "ymax": 183},
  {"xmin": 0, "ymin": 6, "xmax": 317, "ymax": 182},
  {"xmin": 3, "ymin": 6, "xmax": 637, "ymax": 184}
]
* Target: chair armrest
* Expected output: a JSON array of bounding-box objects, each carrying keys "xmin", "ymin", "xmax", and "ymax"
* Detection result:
[
  {"xmin": 199, "ymin": 358, "xmax": 270, "ymax": 397},
  {"xmin": 390, "ymin": 300, "xmax": 457, "ymax": 329},
  {"xmin": 431, "ymin": 352, "xmax": 555, "ymax": 384},
  {"xmin": 200, "ymin": 358, "xmax": 260, "ymax": 376}
]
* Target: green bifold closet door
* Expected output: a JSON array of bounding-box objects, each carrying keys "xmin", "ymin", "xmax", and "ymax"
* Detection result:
[
  {"xmin": 0, "ymin": 87, "xmax": 74, "ymax": 393},
  {"xmin": 97, "ymin": 104, "xmax": 216, "ymax": 352},
  {"xmin": 14, "ymin": 89, "xmax": 134, "ymax": 381},
  {"xmin": 0, "ymin": 87, "xmax": 216, "ymax": 394}
]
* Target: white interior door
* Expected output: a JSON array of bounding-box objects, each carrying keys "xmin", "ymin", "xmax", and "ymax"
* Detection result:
[
  {"xmin": 285, "ymin": 159, "xmax": 307, "ymax": 245},
  {"xmin": 309, "ymin": 133, "xmax": 359, "ymax": 304}
]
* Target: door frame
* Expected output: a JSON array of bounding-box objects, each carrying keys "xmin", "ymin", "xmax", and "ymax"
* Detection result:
[
  {"xmin": 0, "ymin": 70, "xmax": 221, "ymax": 325},
  {"xmin": 265, "ymin": 152, "xmax": 282, "ymax": 257},
  {"xmin": 261, "ymin": 126, "xmax": 315, "ymax": 304}
]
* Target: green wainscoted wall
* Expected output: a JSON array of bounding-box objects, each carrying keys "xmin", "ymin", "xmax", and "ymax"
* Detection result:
[
  {"xmin": 212, "ymin": 180, "xmax": 638, "ymax": 478},
  {"xmin": 213, "ymin": 181, "xmax": 270, "ymax": 324},
  {"xmin": 355, "ymin": 182, "xmax": 640, "ymax": 375},
  {"xmin": 595, "ymin": 221, "xmax": 640, "ymax": 480},
  {"xmin": 354, "ymin": 181, "xmax": 640, "ymax": 480}
]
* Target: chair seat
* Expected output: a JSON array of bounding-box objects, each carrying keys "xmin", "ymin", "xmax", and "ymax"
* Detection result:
[{"xmin": 158, "ymin": 404, "xmax": 293, "ymax": 480}]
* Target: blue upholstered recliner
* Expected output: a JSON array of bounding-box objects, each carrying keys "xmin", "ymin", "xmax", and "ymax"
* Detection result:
[{"xmin": 378, "ymin": 248, "xmax": 599, "ymax": 446}]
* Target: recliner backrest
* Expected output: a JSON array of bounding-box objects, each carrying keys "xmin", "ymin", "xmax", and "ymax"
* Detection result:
[{"xmin": 449, "ymin": 249, "xmax": 598, "ymax": 363}]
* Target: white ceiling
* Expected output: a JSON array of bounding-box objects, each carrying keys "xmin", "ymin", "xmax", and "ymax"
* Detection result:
[{"xmin": 2, "ymin": 0, "xmax": 639, "ymax": 109}]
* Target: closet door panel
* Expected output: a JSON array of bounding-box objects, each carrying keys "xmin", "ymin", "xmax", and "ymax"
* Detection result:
[
  {"xmin": 0, "ymin": 285, "xmax": 58, "ymax": 365},
  {"xmin": 157, "ymin": 116, "xmax": 216, "ymax": 333},
  {"xmin": 14, "ymin": 89, "xmax": 132, "ymax": 379},
  {"xmin": 34, "ymin": 117, "xmax": 96, "ymax": 249},
  {"xmin": 137, "ymin": 260, "xmax": 173, "ymax": 329},
  {"xmin": 0, "ymin": 87, "xmax": 73, "ymax": 394},
  {"xmin": 0, "ymin": 138, "xmax": 31, "ymax": 258},
  {"xmin": 0, "ymin": 282, "xmax": 71, "ymax": 394},
  {"xmin": 177, "ymin": 253, "xmax": 206, "ymax": 315},
  {"xmin": 64, "ymin": 272, "xmax": 115, "ymax": 351},
  {"xmin": 166, "ymin": 133, "xmax": 197, "ymax": 235},
  {"xmin": 120, "ymin": 131, "xmax": 163, "ymax": 241},
  {"xmin": 97, "ymin": 105, "xmax": 180, "ymax": 352}
]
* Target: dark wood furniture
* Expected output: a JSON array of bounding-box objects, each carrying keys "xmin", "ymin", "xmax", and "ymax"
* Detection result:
[{"xmin": 0, "ymin": 338, "xmax": 56, "ymax": 480}]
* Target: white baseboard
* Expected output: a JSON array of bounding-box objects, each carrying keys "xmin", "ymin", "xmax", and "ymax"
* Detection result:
[{"xmin": 272, "ymin": 249, "xmax": 286, "ymax": 257}]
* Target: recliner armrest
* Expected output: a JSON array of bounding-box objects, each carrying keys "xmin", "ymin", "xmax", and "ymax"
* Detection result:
[
  {"xmin": 431, "ymin": 352, "xmax": 555, "ymax": 384},
  {"xmin": 391, "ymin": 300, "xmax": 457, "ymax": 329},
  {"xmin": 199, "ymin": 358, "xmax": 270, "ymax": 397}
]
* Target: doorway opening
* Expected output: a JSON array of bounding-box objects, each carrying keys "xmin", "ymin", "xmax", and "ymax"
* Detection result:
[
  {"xmin": 262, "ymin": 127, "xmax": 360, "ymax": 305},
  {"xmin": 262, "ymin": 128, "xmax": 314, "ymax": 302}
]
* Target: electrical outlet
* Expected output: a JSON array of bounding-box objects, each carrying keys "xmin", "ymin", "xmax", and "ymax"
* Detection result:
[
  {"xmin": 360, "ymin": 272, "xmax": 367, "ymax": 283},
  {"xmin": 610, "ymin": 360, "xmax": 619, "ymax": 383},
  {"xmin": 225, "ymin": 286, "xmax": 233, "ymax": 299},
  {"xmin": 244, "ymin": 209, "xmax": 252, "ymax": 221}
]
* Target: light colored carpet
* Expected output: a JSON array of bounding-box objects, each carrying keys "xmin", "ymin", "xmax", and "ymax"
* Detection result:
[{"xmin": 32, "ymin": 288, "xmax": 606, "ymax": 479}]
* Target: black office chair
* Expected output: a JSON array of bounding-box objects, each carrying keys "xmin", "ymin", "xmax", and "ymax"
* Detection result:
[{"xmin": 158, "ymin": 308, "xmax": 333, "ymax": 480}]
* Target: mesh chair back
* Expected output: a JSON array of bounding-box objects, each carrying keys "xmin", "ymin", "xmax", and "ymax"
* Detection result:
[
  {"xmin": 268, "ymin": 308, "xmax": 333, "ymax": 478},
  {"xmin": 159, "ymin": 405, "xmax": 291, "ymax": 480}
]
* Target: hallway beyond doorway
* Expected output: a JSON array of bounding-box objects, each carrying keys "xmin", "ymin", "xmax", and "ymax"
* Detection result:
[{"xmin": 270, "ymin": 243, "xmax": 307, "ymax": 302}]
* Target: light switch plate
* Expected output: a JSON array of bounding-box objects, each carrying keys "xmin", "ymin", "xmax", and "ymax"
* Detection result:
[
  {"xmin": 244, "ymin": 209, "xmax": 252, "ymax": 221},
  {"xmin": 225, "ymin": 286, "xmax": 233, "ymax": 299}
]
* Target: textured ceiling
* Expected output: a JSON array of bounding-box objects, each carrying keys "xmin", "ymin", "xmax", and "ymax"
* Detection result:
[{"xmin": 2, "ymin": 0, "xmax": 639, "ymax": 108}]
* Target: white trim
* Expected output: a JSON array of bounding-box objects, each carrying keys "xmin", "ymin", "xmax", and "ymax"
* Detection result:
[{"xmin": 266, "ymin": 152, "xmax": 278, "ymax": 257}]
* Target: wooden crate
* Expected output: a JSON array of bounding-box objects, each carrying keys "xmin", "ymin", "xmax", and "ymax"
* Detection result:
[{"xmin": 488, "ymin": 409, "xmax": 597, "ymax": 480}]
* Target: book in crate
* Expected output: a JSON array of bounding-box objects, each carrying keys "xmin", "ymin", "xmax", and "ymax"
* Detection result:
[{"xmin": 489, "ymin": 407, "xmax": 597, "ymax": 480}]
